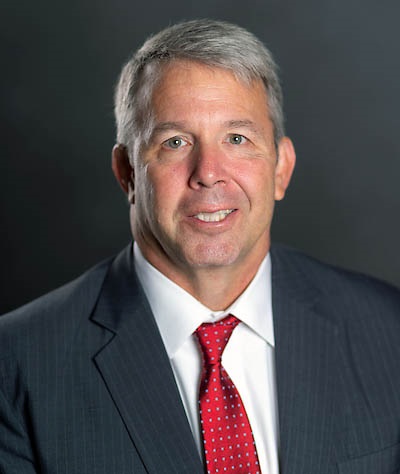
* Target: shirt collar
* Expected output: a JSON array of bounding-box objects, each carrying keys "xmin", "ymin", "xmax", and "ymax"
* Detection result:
[{"xmin": 133, "ymin": 242, "xmax": 274, "ymax": 359}]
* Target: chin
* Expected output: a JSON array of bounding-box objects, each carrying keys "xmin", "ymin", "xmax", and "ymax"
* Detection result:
[{"xmin": 179, "ymin": 242, "xmax": 242, "ymax": 268}]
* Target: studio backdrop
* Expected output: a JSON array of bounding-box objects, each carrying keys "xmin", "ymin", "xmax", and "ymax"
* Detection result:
[{"xmin": 1, "ymin": 0, "xmax": 399, "ymax": 313}]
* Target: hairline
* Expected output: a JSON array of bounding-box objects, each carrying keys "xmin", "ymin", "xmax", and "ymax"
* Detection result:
[{"xmin": 114, "ymin": 20, "xmax": 285, "ymax": 165}]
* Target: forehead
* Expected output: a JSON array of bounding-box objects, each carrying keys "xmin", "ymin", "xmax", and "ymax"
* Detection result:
[{"xmin": 150, "ymin": 60, "xmax": 269, "ymax": 121}]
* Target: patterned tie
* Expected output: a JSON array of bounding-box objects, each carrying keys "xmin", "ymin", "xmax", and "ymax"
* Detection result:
[{"xmin": 195, "ymin": 315, "xmax": 261, "ymax": 474}]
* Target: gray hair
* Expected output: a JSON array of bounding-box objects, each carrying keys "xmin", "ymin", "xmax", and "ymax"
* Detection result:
[{"xmin": 114, "ymin": 19, "xmax": 285, "ymax": 163}]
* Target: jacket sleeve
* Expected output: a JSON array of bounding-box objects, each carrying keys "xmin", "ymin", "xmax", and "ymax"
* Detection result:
[{"xmin": 0, "ymin": 380, "xmax": 38, "ymax": 473}]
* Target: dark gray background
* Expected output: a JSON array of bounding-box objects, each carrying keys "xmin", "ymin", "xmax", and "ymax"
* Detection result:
[{"xmin": 1, "ymin": 0, "xmax": 399, "ymax": 313}]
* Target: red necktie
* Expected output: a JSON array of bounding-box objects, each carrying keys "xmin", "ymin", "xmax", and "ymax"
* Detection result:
[{"xmin": 195, "ymin": 315, "xmax": 261, "ymax": 474}]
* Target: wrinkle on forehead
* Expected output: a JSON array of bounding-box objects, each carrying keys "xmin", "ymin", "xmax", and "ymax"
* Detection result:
[{"xmin": 147, "ymin": 62, "xmax": 270, "ymax": 139}]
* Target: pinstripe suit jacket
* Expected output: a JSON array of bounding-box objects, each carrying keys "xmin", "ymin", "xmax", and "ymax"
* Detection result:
[{"xmin": 1, "ymin": 244, "xmax": 400, "ymax": 473}]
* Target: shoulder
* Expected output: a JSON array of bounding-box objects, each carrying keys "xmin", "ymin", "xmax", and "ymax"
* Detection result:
[
  {"xmin": 270, "ymin": 243, "xmax": 400, "ymax": 323},
  {"xmin": 0, "ymin": 256, "xmax": 113, "ymax": 354}
]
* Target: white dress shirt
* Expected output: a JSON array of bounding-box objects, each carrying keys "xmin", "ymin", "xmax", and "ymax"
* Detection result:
[{"xmin": 134, "ymin": 242, "xmax": 280, "ymax": 474}]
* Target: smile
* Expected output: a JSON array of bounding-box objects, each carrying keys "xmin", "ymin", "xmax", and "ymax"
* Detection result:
[{"xmin": 194, "ymin": 209, "xmax": 235, "ymax": 222}]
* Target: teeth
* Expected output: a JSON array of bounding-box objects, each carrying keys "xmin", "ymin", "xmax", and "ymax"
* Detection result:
[{"xmin": 194, "ymin": 209, "xmax": 234, "ymax": 222}]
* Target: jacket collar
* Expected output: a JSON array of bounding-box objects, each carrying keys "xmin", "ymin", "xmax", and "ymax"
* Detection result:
[
  {"xmin": 91, "ymin": 245, "xmax": 204, "ymax": 474},
  {"xmin": 271, "ymin": 244, "xmax": 338, "ymax": 474}
]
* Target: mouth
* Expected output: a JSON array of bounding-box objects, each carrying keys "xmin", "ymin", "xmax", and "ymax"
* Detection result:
[{"xmin": 193, "ymin": 209, "xmax": 235, "ymax": 223}]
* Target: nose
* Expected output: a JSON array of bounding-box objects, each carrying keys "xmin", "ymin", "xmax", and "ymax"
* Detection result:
[{"xmin": 189, "ymin": 144, "xmax": 227, "ymax": 189}]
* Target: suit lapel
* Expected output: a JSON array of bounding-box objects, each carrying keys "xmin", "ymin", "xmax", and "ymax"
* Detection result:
[
  {"xmin": 91, "ymin": 246, "xmax": 203, "ymax": 474},
  {"xmin": 88, "ymin": 243, "xmax": 340, "ymax": 473},
  {"xmin": 271, "ymin": 246, "xmax": 339, "ymax": 474}
]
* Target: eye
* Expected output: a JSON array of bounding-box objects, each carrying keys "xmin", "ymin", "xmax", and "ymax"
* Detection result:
[
  {"xmin": 163, "ymin": 136, "xmax": 187, "ymax": 149},
  {"xmin": 228, "ymin": 134, "xmax": 247, "ymax": 145}
]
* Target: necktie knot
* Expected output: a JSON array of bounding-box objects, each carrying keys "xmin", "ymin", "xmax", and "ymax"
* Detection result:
[{"xmin": 195, "ymin": 314, "xmax": 240, "ymax": 366}]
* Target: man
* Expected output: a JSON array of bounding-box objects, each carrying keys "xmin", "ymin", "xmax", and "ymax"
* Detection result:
[{"xmin": 1, "ymin": 19, "xmax": 399, "ymax": 474}]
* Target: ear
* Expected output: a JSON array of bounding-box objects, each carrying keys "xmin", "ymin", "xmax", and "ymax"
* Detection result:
[
  {"xmin": 274, "ymin": 137, "xmax": 296, "ymax": 201},
  {"xmin": 112, "ymin": 144, "xmax": 135, "ymax": 203}
]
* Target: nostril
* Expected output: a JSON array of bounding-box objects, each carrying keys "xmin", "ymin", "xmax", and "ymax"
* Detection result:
[
  {"xmin": 188, "ymin": 150, "xmax": 229, "ymax": 189},
  {"xmin": 192, "ymin": 178, "xmax": 226, "ymax": 189}
]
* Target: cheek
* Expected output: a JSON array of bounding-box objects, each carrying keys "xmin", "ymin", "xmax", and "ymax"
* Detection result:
[
  {"xmin": 134, "ymin": 167, "xmax": 155, "ymax": 222},
  {"xmin": 150, "ymin": 160, "xmax": 187, "ymax": 191},
  {"xmin": 237, "ymin": 163, "xmax": 276, "ymax": 204},
  {"xmin": 146, "ymin": 166, "xmax": 185, "ymax": 216}
]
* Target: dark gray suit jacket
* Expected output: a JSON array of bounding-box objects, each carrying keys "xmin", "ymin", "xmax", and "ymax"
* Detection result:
[{"xmin": 1, "ymin": 244, "xmax": 400, "ymax": 473}]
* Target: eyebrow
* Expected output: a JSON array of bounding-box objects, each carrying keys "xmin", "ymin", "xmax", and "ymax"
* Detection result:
[
  {"xmin": 152, "ymin": 122, "xmax": 186, "ymax": 134},
  {"xmin": 223, "ymin": 120, "xmax": 260, "ymax": 134},
  {"xmin": 149, "ymin": 119, "xmax": 261, "ymax": 142}
]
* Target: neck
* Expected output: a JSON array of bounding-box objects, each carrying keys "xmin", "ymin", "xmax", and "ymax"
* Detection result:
[
  {"xmin": 136, "ymin": 242, "xmax": 267, "ymax": 311},
  {"xmin": 179, "ymin": 266, "xmax": 259, "ymax": 311}
]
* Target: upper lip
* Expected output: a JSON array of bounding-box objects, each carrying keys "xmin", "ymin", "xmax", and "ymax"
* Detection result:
[{"xmin": 188, "ymin": 207, "xmax": 236, "ymax": 216}]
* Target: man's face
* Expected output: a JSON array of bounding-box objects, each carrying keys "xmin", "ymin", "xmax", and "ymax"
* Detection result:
[{"xmin": 130, "ymin": 61, "xmax": 295, "ymax": 282}]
